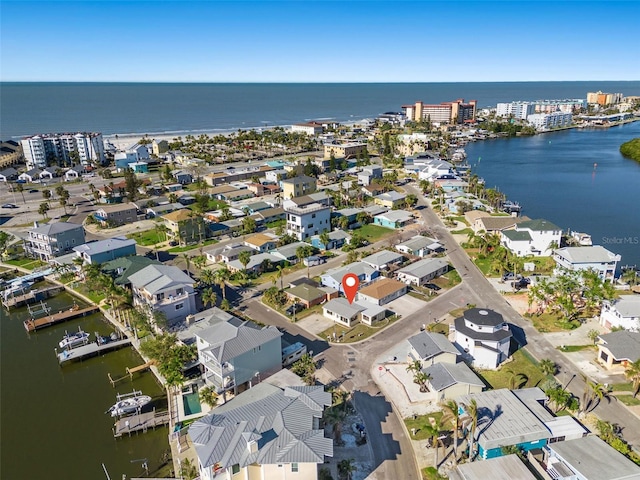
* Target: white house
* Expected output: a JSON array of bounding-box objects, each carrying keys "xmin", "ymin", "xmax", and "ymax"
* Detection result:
[
  {"xmin": 322, "ymin": 297, "xmax": 386, "ymax": 328},
  {"xmin": 395, "ymin": 235, "xmax": 443, "ymax": 257},
  {"xmin": 501, "ymin": 219, "xmax": 562, "ymax": 257},
  {"xmin": 453, "ymin": 308, "xmax": 512, "ymax": 369},
  {"xmin": 600, "ymin": 295, "xmax": 640, "ymax": 331},
  {"xmin": 283, "ymin": 198, "xmax": 331, "ymax": 241},
  {"xmin": 396, "ymin": 258, "xmax": 449, "ymax": 286},
  {"xmin": 356, "ymin": 277, "xmax": 407, "ymax": 306},
  {"xmin": 553, "ymin": 245, "xmax": 621, "ymax": 281},
  {"xmin": 360, "ymin": 250, "xmax": 405, "ymax": 271}
]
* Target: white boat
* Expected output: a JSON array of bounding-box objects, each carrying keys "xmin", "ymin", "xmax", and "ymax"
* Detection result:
[
  {"xmin": 107, "ymin": 392, "xmax": 152, "ymax": 417},
  {"xmin": 2, "ymin": 280, "xmax": 34, "ymax": 301},
  {"xmin": 570, "ymin": 231, "xmax": 593, "ymax": 246},
  {"xmin": 59, "ymin": 330, "xmax": 90, "ymax": 349}
]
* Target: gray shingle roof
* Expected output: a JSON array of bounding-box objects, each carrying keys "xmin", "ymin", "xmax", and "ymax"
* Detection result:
[
  {"xmin": 189, "ymin": 383, "xmax": 332, "ymax": 471},
  {"xmin": 73, "ymin": 237, "xmax": 136, "ymax": 256},
  {"xmin": 128, "ymin": 264, "xmax": 194, "ymax": 294},
  {"xmin": 606, "ymin": 295, "xmax": 640, "ymax": 318},
  {"xmin": 598, "ymin": 331, "xmax": 640, "ymax": 362},
  {"xmin": 374, "ymin": 210, "xmax": 413, "ymax": 223},
  {"xmin": 323, "ymin": 261, "xmax": 376, "ymax": 283},
  {"xmin": 424, "ymin": 362, "xmax": 484, "ymax": 392},
  {"xmin": 323, "ymin": 298, "xmax": 365, "ymax": 319},
  {"xmin": 397, "ymin": 257, "xmax": 448, "ymax": 278},
  {"xmin": 397, "ymin": 235, "xmax": 440, "ymax": 252},
  {"xmin": 408, "ymin": 332, "xmax": 459, "ymax": 360},
  {"xmin": 361, "ymin": 250, "xmax": 404, "ymax": 268}
]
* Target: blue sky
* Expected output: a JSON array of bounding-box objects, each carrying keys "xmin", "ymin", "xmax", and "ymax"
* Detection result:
[{"xmin": 1, "ymin": 1, "xmax": 639, "ymax": 82}]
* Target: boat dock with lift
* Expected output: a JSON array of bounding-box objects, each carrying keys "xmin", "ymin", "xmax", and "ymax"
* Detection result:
[
  {"xmin": 2, "ymin": 285, "xmax": 64, "ymax": 309},
  {"xmin": 112, "ymin": 409, "xmax": 170, "ymax": 438},
  {"xmin": 56, "ymin": 332, "xmax": 132, "ymax": 365},
  {"xmin": 24, "ymin": 304, "xmax": 99, "ymax": 332}
]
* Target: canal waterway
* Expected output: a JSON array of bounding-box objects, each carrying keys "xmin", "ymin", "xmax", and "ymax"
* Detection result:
[
  {"xmin": 465, "ymin": 121, "xmax": 640, "ymax": 269},
  {"xmin": 0, "ymin": 290, "xmax": 170, "ymax": 480}
]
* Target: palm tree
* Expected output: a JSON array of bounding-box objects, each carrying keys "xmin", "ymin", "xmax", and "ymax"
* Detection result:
[
  {"xmin": 179, "ymin": 253, "xmax": 192, "ymax": 275},
  {"xmin": 539, "ymin": 359, "xmax": 557, "ymax": 376},
  {"xmin": 200, "ymin": 268, "xmax": 216, "ymax": 286},
  {"xmin": 201, "ymin": 287, "xmax": 217, "ymax": 308},
  {"xmin": 413, "ymin": 371, "xmax": 431, "ymax": 392},
  {"xmin": 319, "ymin": 231, "xmax": 331, "ymax": 251},
  {"xmin": 406, "ymin": 359, "xmax": 422, "ymax": 375},
  {"xmin": 295, "ymin": 245, "xmax": 314, "ymax": 278},
  {"xmin": 423, "ymin": 418, "xmax": 444, "ymax": 468},
  {"xmin": 276, "ymin": 265, "xmax": 284, "ymax": 290},
  {"xmin": 337, "ymin": 458, "xmax": 356, "ymax": 480},
  {"xmin": 214, "ymin": 267, "xmax": 230, "ymax": 300},
  {"xmin": 15, "ymin": 183, "xmax": 25, "ymax": 203},
  {"xmin": 461, "ymin": 399, "xmax": 478, "ymax": 460},
  {"xmin": 238, "ymin": 250, "xmax": 252, "ymax": 276},
  {"xmin": 199, "ymin": 385, "xmax": 219, "ymax": 408},
  {"xmin": 506, "ymin": 370, "xmax": 528, "ymax": 389},
  {"xmin": 546, "ymin": 386, "xmax": 572, "ymax": 413},
  {"xmin": 441, "ymin": 399, "xmax": 460, "ymax": 463},
  {"xmin": 324, "ymin": 406, "xmax": 346, "ymax": 444},
  {"xmin": 624, "ymin": 359, "xmax": 640, "ymax": 398},
  {"xmin": 582, "ymin": 378, "xmax": 609, "ymax": 413}
]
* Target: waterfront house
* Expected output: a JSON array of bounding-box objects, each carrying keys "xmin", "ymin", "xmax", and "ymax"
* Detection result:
[
  {"xmin": 600, "ymin": 295, "xmax": 640, "ymax": 331},
  {"xmin": 542, "ymin": 435, "xmax": 640, "ymax": 480},
  {"xmin": 244, "ymin": 233, "xmax": 278, "ymax": 253},
  {"xmin": 423, "ymin": 362, "xmax": 484, "ymax": 402},
  {"xmin": 101, "ymin": 256, "xmax": 162, "ymax": 287},
  {"xmin": 73, "ymin": 237, "xmax": 137, "ymax": 265},
  {"xmin": 360, "ymin": 250, "xmax": 405, "ymax": 271},
  {"xmin": 457, "ymin": 388, "xmax": 587, "ymax": 460},
  {"xmin": 553, "ymin": 245, "xmax": 621, "ymax": 282},
  {"xmin": 94, "ymin": 203, "xmax": 138, "ymax": 227},
  {"xmin": 373, "ymin": 210, "xmax": 413, "ymax": 229},
  {"xmin": 596, "ymin": 330, "xmax": 640, "ymax": 370},
  {"xmin": 407, "ymin": 332, "xmax": 460, "ymax": 366},
  {"xmin": 281, "ymin": 175, "xmax": 317, "ymax": 198},
  {"xmin": 395, "ymin": 235, "xmax": 443, "ymax": 257},
  {"xmin": 453, "ymin": 308, "xmax": 512, "ymax": 369},
  {"xmin": 180, "ymin": 307, "xmax": 282, "ymax": 396},
  {"xmin": 189, "ymin": 382, "xmax": 332, "ymax": 480},
  {"xmin": 467, "ymin": 212, "xmax": 530, "ymax": 235},
  {"xmin": 128, "ymin": 264, "xmax": 197, "ymax": 326},
  {"xmin": 310, "ymin": 230, "xmax": 351, "ymax": 250},
  {"xmin": 356, "ymin": 277, "xmax": 407, "ymax": 306},
  {"xmin": 163, "ymin": 209, "xmax": 206, "ymax": 246},
  {"xmin": 396, "ymin": 258, "xmax": 449, "ymax": 286},
  {"xmin": 374, "ymin": 191, "xmax": 406, "ymax": 209},
  {"xmin": 320, "ymin": 262, "xmax": 380, "ymax": 291},
  {"xmin": 500, "ymin": 218, "xmax": 562, "ymax": 257},
  {"xmin": 24, "ymin": 221, "xmax": 86, "ymax": 262}
]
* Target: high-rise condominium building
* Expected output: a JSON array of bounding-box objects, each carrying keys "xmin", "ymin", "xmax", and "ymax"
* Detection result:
[{"xmin": 22, "ymin": 132, "xmax": 105, "ymax": 169}]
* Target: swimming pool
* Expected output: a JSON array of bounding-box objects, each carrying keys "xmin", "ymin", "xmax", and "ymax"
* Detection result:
[{"xmin": 182, "ymin": 392, "xmax": 202, "ymax": 416}]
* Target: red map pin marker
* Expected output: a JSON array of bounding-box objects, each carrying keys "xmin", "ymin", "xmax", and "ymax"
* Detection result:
[{"xmin": 342, "ymin": 273, "xmax": 359, "ymax": 304}]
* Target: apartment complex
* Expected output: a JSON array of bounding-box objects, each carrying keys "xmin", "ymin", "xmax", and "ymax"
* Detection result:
[
  {"xmin": 21, "ymin": 132, "xmax": 105, "ymax": 169},
  {"xmin": 323, "ymin": 142, "xmax": 367, "ymax": 160},
  {"xmin": 281, "ymin": 175, "xmax": 317, "ymax": 198},
  {"xmin": 587, "ymin": 91, "xmax": 623, "ymax": 106},
  {"xmin": 24, "ymin": 222, "xmax": 86, "ymax": 262},
  {"xmin": 496, "ymin": 99, "xmax": 585, "ymax": 119},
  {"xmin": 526, "ymin": 112, "xmax": 573, "ymax": 130},
  {"xmin": 402, "ymin": 99, "xmax": 477, "ymax": 124}
]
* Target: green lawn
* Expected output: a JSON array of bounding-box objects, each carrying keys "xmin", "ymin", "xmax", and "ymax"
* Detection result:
[
  {"xmin": 557, "ymin": 345, "xmax": 596, "ymax": 353},
  {"xmin": 422, "ymin": 467, "xmax": 446, "ymax": 480},
  {"xmin": 527, "ymin": 312, "xmax": 581, "ymax": 333},
  {"xmin": 126, "ymin": 229, "xmax": 164, "ymax": 246},
  {"xmin": 352, "ymin": 224, "xmax": 395, "ymax": 242},
  {"xmin": 404, "ymin": 412, "xmax": 445, "ymax": 441},
  {"xmin": 450, "ymin": 228, "xmax": 473, "ymax": 235},
  {"xmin": 71, "ymin": 282, "xmax": 106, "ymax": 304},
  {"xmin": 167, "ymin": 238, "xmax": 218, "ymax": 253},
  {"xmin": 610, "ymin": 382, "xmax": 634, "ymax": 392},
  {"xmin": 617, "ymin": 395, "xmax": 640, "ymax": 406},
  {"xmin": 427, "ymin": 322, "xmax": 450, "ymax": 335},
  {"xmin": 4, "ymin": 258, "xmax": 47, "ymax": 270},
  {"xmin": 479, "ymin": 350, "xmax": 548, "ymax": 390}
]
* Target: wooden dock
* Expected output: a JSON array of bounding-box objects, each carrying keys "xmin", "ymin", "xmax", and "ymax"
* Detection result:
[
  {"xmin": 113, "ymin": 409, "xmax": 170, "ymax": 438},
  {"xmin": 57, "ymin": 337, "xmax": 132, "ymax": 364},
  {"xmin": 3, "ymin": 285, "xmax": 64, "ymax": 309},
  {"xmin": 24, "ymin": 305, "xmax": 99, "ymax": 332}
]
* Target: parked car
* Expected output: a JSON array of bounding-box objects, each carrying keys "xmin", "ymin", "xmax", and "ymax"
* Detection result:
[
  {"xmin": 1, "ymin": 203, "xmax": 18, "ymax": 209},
  {"xmin": 29, "ymin": 189, "xmax": 38, "ymax": 193},
  {"xmin": 168, "ymin": 240, "xmax": 178, "ymax": 247},
  {"xmin": 502, "ymin": 272, "xmax": 522, "ymax": 281},
  {"xmin": 285, "ymin": 303, "xmax": 304, "ymax": 316},
  {"xmin": 425, "ymin": 283, "xmax": 441, "ymax": 291}
]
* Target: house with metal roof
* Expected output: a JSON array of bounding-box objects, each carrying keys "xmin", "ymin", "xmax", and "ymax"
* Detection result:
[
  {"xmin": 407, "ymin": 332, "xmax": 459, "ymax": 366},
  {"xmin": 453, "ymin": 308, "xmax": 512, "ymax": 369},
  {"xmin": 501, "ymin": 218, "xmax": 562, "ymax": 257},
  {"xmin": 596, "ymin": 330, "xmax": 640, "ymax": 370},
  {"xmin": 600, "ymin": 295, "xmax": 640, "ymax": 331},
  {"xmin": 360, "ymin": 250, "xmax": 405, "ymax": 271},
  {"xmin": 457, "ymin": 388, "xmax": 587, "ymax": 460},
  {"xmin": 206, "ymin": 244, "xmax": 253, "ymax": 264},
  {"xmin": 542, "ymin": 435, "xmax": 640, "ymax": 480},
  {"xmin": 128, "ymin": 264, "xmax": 197, "ymax": 326},
  {"xmin": 395, "ymin": 235, "xmax": 443, "ymax": 257},
  {"xmin": 320, "ymin": 261, "xmax": 380, "ymax": 291},
  {"xmin": 146, "ymin": 202, "xmax": 185, "ymax": 218},
  {"xmin": 396, "ymin": 258, "xmax": 449, "ymax": 287},
  {"xmin": 449, "ymin": 454, "xmax": 537, "ymax": 480},
  {"xmin": 189, "ymin": 382, "xmax": 333, "ymax": 480},
  {"xmin": 73, "ymin": 237, "xmax": 136, "ymax": 264},
  {"xmin": 227, "ymin": 253, "xmax": 282, "ymax": 275},
  {"xmin": 424, "ymin": 361, "xmax": 484, "ymax": 401},
  {"xmin": 553, "ymin": 245, "xmax": 621, "ymax": 282},
  {"xmin": 24, "ymin": 221, "xmax": 86, "ymax": 262},
  {"xmin": 180, "ymin": 307, "xmax": 282, "ymax": 397},
  {"xmin": 356, "ymin": 277, "xmax": 407, "ymax": 306}
]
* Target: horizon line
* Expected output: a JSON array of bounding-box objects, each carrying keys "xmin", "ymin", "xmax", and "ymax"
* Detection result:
[{"xmin": 2, "ymin": 79, "xmax": 639, "ymax": 84}]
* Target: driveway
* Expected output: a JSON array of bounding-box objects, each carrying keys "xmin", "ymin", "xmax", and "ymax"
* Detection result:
[{"xmin": 385, "ymin": 295, "xmax": 428, "ymax": 319}]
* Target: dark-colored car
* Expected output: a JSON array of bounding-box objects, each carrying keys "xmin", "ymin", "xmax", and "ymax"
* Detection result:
[
  {"xmin": 286, "ymin": 303, "xmax": 304, "ymax": 316},
  {"xmin": 1, "ymin": 203, "xmax": 18, "ymax": 209},
  {"xmin": 29, "ymin": 189, "xmax": 39, "ymax": 193},
  {"xmin": 425, "ymin": 283, "xmax": 441, "ymax": 291}
]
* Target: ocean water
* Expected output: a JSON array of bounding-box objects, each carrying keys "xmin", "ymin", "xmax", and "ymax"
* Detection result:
[{"xmin": 2, "ymin": 81, "xmax": 639, "ymax": 139}]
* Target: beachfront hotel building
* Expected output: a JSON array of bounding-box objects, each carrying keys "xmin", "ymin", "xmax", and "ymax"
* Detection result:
[
  {"xmin": 497, "ymin": 100, "xmax": 585, "ymax": 119},
  {"xmin": 291, "ymin": 121, "xmax": 324, "ymax": 136},
  {"xmin": 402, "ymin": 99, "xmax": 477, "ymax": 124},
  {"xmin": 323, "ymin": 142, "xmax": 367, "ymax": 160},
  {"xmin": 587, "ymin": 91, "xmax": 623, "ymax": 106},
  {"xmin": 496, "ymin": 102, "xmax": 536, "ymax": 120},
  {"xmin": 21, "ymin": 132, "xmax": 105, "ymax": 169}
]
